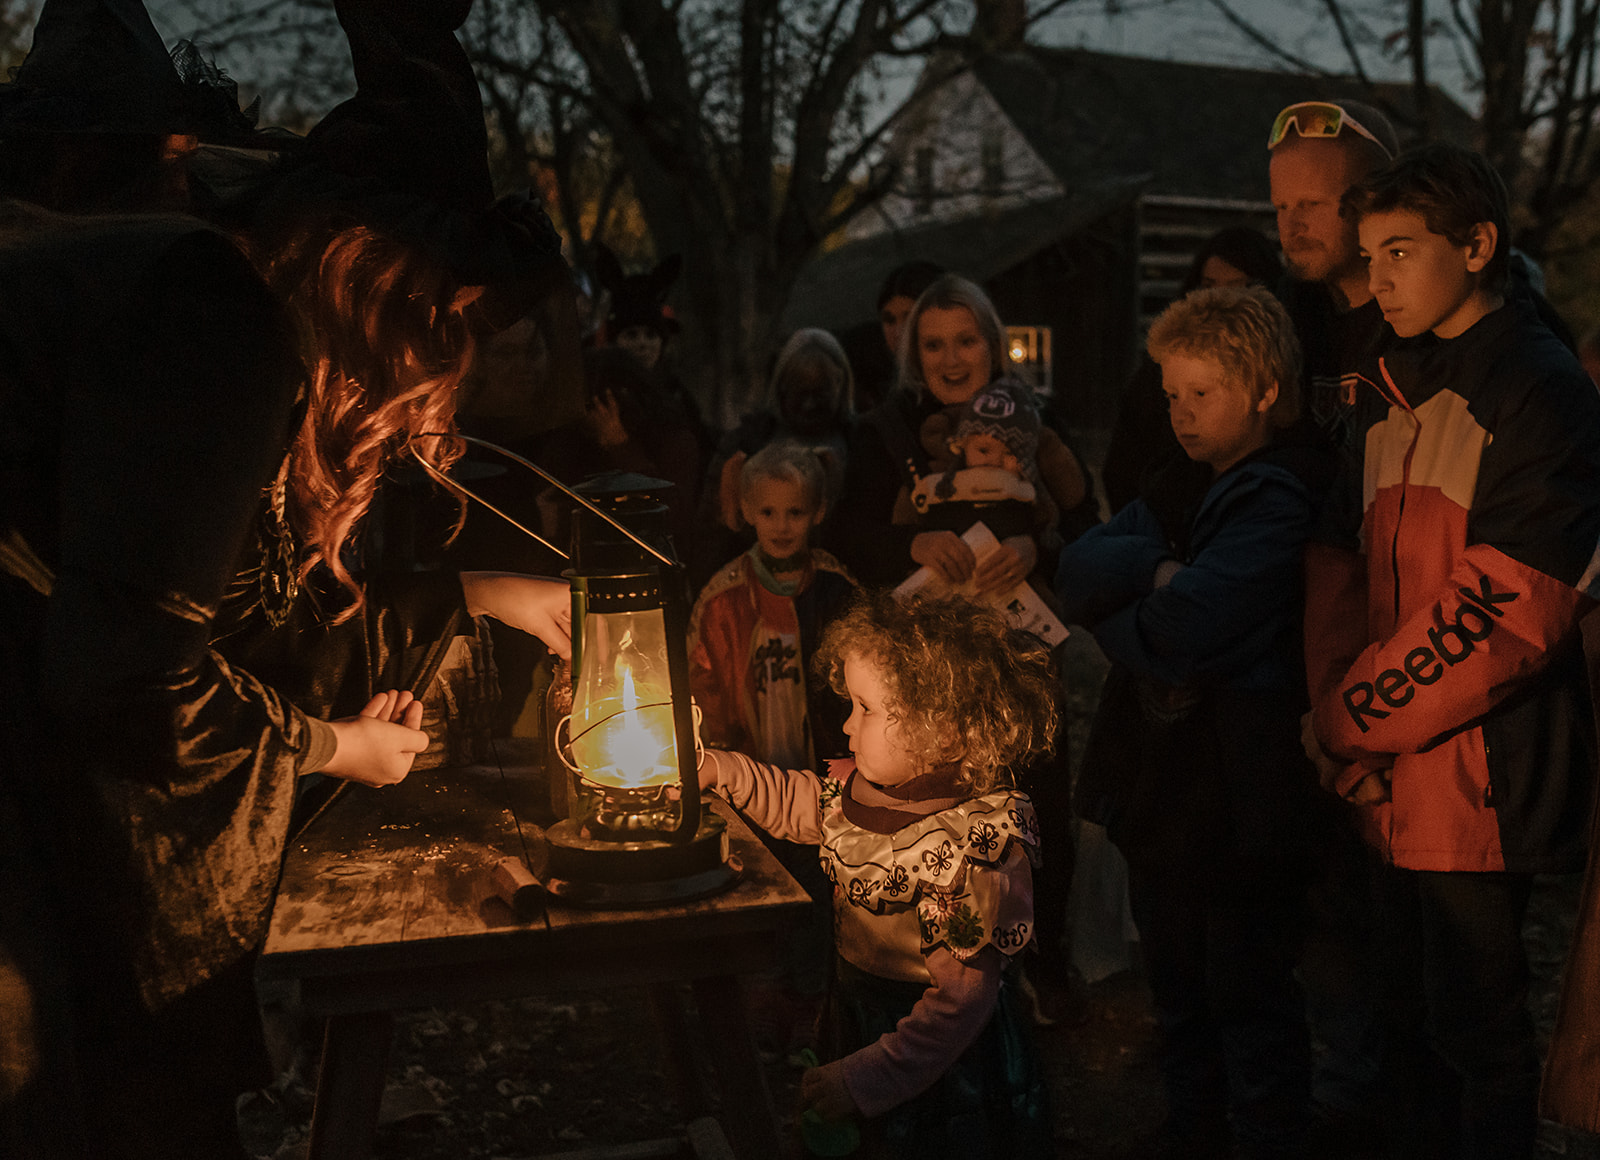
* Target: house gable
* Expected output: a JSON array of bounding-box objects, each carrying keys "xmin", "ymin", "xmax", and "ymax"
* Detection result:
[
  {"xmin": 843, "ymin": 66, "xmax": 1066, "ymax": 242},
  {"xmin": 969, "ymin": 46, "xmax": 1476, "ymax": 204}
]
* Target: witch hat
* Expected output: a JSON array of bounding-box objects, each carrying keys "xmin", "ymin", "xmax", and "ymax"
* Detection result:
[
  {"xmin": 0, "ymin": 0, "xmax": 294, "ymax": 150},
  {"xmin": 246, "ymin": 0, "xmax": 581, "ymax": 419},
  {"xmin": 0, "ymin": 0, "xmax": 187, "ymax": 135}
]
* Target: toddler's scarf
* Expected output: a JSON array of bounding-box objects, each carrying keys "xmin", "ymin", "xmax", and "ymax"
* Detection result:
[{"xmin": 841, "ymin": 763, "xmax": 968, "ymax": 835}]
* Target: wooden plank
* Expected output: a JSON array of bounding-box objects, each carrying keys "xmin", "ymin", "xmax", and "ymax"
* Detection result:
[
  {"xmin": 648, "ymin": 983, "xmax": 712, "ymax": 1121},
  {"xmin": 262, "ymin": 769, "xmax": 809, "ymax": 989},
  {"xmin": 306, "ymin": 1011, "xmax": 393, "ymax": 1160},
  {"xmin": 293, "ymin": 931, "xmax": 783, "ymax": 1015},
  {"xmin": 263, "ymin": 761, "xmax": 550, "ymax": 964}
]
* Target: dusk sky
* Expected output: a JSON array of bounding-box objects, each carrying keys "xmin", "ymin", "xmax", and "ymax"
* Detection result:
[{"xmin": 139, "ymin": 0, "xmax": 1472, "ymax": 113}]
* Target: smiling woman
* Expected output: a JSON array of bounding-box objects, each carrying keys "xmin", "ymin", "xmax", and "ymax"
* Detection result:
[
  {"xmin": 828, "ymin": 275, "xmax": 1012, "ymax": 589},
  {"xmin": 828, "ymin": 273, "xmax": 1088, "ymax": 595},
  {"xmin": 899, "ymin": 282, "xmax": 1007, "ymax": 408}
]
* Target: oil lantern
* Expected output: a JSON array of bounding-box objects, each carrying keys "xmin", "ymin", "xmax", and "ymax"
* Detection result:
[{"xmin": 543, "ymin": 472, "xmax": 737, "ymax": 906}]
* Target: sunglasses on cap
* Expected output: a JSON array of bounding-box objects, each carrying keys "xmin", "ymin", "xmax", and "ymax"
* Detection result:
[{"xmin": 1267, "ymin": 101, "xmax": 1393, "ymax": 160}]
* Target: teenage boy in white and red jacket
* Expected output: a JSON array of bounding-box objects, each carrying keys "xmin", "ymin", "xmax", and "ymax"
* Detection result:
[{"xmin": 1301, "ymin": 142, "xmax": 1600, "ymax": 1159}]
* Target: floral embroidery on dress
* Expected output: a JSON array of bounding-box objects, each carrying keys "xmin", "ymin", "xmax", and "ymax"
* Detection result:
[
  {"xmin": 944, "ymin": 904, "xmax": 985, "ymax": 950},
  {"xmin": 917, "ymin": 891, "xmax": 988, "ymax": 958},
  {"xmin": 922, "ymin": 889, "xmax": 963, "ymax": 923}
]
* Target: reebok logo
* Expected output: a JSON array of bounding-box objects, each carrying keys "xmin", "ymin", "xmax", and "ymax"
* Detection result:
[{"xmin": 1342, "ymin": 575, "xmax": 1520, "ymax": 732}]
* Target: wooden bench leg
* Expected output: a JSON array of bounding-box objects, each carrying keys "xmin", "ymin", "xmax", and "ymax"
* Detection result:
[
  {"xmin": 691, "ymin": 975, "xmax": 784, "ymax": 1159},
  {"xmin": 649, "ymin": 981, "xmax": 713, "ymax": 1119},
  {"xmin": 307, "ymin": 1010, "xmax": 393, "ymax": 1160}
]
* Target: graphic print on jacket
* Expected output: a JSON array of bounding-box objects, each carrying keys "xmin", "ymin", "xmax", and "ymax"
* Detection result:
[{"xmin": 1304, "ymin": 299, "xmax": 1600, "ymax": 873}]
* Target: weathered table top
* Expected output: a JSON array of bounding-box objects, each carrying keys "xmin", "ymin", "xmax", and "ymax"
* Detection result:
[{"xmin": 259, "ymin": 751, "xmax": 813, "ymax": 1010}]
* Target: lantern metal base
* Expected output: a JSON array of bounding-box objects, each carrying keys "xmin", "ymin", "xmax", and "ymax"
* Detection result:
[{"xmin": 540, "ymin": 813, "xmax": 739, "ymax": 908}]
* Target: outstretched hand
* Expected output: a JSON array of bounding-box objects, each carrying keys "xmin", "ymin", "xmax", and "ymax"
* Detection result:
[
  {"xmin": 460, "ymin": 572, "xmax": 573, "ymax": 660},
  {"xmin": 364, "ymin": 688, "xmax": 422, "ymax": 727},
  {"xmin": 323, "ymin": 690, "xmax": 428, "ymax": 787}
]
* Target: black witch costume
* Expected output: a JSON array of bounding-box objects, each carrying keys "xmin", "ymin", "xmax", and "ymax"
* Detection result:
[{"xmin": 0, "ymin": 2, "xmax": 578, "ymax": 1156}]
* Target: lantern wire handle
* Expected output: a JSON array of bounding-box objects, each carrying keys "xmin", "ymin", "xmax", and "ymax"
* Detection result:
[
  {"xmin": 552, "ymin": 703, "xmax": 707, "ymax": 776},
  {"xmin": 409, "ymin": 433, "xmax": 677, "ymax": 568}
]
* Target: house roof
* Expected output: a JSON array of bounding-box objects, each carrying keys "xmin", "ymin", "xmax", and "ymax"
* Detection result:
[
  {"xmin": 784, "ymin": 49, "xmax": 1479, "ymax": 334},
  {"xmin": 780, "ymin": 175, "xmax": 1148, "ymax": 333},
  {"xmin": 969, "ymin": 45, "xmax": 1477, "ymax": 203}
]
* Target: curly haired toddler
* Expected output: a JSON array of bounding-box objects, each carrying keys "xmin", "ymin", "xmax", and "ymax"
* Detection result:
[{"xmin": 699, "ymin": 588, "xmax": 1059, "ymax": 1158}]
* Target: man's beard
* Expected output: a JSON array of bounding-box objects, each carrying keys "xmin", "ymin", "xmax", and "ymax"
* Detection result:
[{"xmin": 1284, "ymin": 245, "xmax": 1334, "ymax": 283}]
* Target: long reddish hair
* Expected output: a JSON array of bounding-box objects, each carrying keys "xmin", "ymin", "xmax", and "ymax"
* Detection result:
[{"xmin": 255, "ymin": 222, "xmax": 482, "ymax": 619}]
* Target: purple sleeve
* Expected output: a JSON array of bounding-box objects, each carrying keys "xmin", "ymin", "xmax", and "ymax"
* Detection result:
[
  {"xmin": 704, "ymin": 748, "xmax": 825, "ymax": 844},
  {"xmin": 836, "ymin": 944, "xmax": 1003, "ymax": 1118}
]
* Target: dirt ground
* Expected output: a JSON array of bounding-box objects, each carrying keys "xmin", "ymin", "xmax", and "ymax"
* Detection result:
[{"xmin": 240, "ymin": 629, "xmax": 1600, "ymax": 1159}]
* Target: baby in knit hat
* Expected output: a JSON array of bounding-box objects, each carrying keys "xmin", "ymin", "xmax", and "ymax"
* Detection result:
[
  {"xmin": 908, "ymin": 381, "xmax": 1045, "ymax": 545},
  {"xmin": 947, "ymin": 382, "xmax": 1042, "ymax": 480}
]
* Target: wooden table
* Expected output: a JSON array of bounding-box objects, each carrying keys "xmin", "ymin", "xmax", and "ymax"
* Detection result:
[{"xmin": 257, "ymin": 750, "xmax": 812, "ymax": 1159}]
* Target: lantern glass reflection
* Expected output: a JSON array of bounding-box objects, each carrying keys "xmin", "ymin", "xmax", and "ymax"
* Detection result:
[{"xmin": 567, "ymin": 605, "xmax": 683, "ymax": 833}]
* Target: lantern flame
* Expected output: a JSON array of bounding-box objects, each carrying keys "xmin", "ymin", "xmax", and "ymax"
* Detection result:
[{"xmin": 577, "ymin": 662, "xmax": 675, "ymax": 790}]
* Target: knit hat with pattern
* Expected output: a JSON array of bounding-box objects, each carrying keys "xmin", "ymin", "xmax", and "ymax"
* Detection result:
[{"xmin": 954, "ymin": 381, "xmax": 1041, "ymax": 468}]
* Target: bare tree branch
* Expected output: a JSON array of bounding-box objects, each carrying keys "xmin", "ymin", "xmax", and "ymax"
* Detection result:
[
  {"xmin": 1320, "ymin": 0, "xmax": 1373, "ymax": 86},
  {"xmin": 1446, "ymin": 0, "xmax": 1482, "ymax": 53},
  {"xmin": 1407, "ymin": 0, "xmax": 1432, "ymax": 137},
  {"xmin": 1203, "ymin": 0, "xmax": 1334, "ymax": 77}
]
